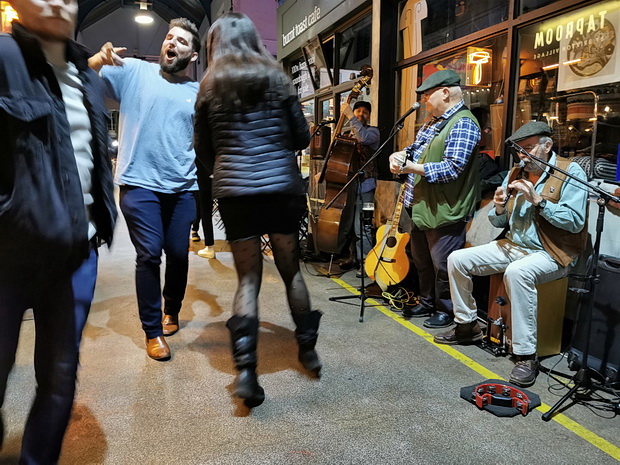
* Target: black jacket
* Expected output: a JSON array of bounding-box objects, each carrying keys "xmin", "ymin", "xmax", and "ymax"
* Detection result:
[
  {"xmin": 194, "ymin": 89, "xmax": 310, "ymax": 199},
  {"xmin": 0, "ymin": 24, "xmax": 117, "ymax": 270}
]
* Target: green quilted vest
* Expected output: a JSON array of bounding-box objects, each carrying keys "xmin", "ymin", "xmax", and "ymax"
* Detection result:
[{"xmin": 411, "ymin": 108, "xmax": 481, "ymax": 230}]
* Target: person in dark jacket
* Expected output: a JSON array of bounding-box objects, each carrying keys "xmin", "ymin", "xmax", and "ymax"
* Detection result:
[
  {"xmin": 194, "ymin": 12, "xmax": 319, "ymax": 408},
  {"xmin": 0, "ymin": 0, "xmax": 116, "ymax": 462}
]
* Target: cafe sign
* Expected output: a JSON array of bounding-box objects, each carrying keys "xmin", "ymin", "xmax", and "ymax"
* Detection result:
[{"xmin": 277, "ymin": 0, "xmax": 368, "ymax": 58}]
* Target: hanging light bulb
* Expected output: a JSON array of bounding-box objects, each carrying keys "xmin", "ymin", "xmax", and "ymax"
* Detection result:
[{"xmin": 135, "ymin": 2, "xmax": 153, "ymax": 24}]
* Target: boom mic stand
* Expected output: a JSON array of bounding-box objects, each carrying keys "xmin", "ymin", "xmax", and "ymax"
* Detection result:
[
  {"xmin": 324, "ymin": 109, "xmax": 417, "ymax": 322},
  {"xmin": 505, "ymin": 141, "xmax": 620, "ymax": 421}
]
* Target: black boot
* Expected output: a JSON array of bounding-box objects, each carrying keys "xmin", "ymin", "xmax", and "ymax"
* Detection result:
[
  {"xmin": 226, "ymin": 315, "xmax": 265, "ymax": 408},
  {"xmin": 292, "ymin": 310, "xmax": 323, "ymax": 377}
]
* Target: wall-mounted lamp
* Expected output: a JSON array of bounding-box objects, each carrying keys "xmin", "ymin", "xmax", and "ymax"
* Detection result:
[{"xmin": 135, "ymin": 2, "xmax": 153, "ymax": 25}]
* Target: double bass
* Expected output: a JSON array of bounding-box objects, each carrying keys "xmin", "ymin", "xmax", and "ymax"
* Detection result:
[{"xmin": 316, "ymin": 67, "xmax": 373, "ymax": 254}]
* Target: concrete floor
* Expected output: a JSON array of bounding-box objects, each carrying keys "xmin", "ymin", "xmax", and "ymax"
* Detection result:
[{"xmin": 1, "ymin": 208, "xmax": 619, "ymax": 465}]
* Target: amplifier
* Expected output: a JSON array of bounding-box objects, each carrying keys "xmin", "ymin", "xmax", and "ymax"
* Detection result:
[{"xmin": 568, "ymin": 254, "xmax": 620, "ymax": 385}]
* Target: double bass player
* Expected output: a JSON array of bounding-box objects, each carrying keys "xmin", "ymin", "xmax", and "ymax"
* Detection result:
[{"xmin": 337, "ymin": 100, "xmax": 380, "ymax": 278}]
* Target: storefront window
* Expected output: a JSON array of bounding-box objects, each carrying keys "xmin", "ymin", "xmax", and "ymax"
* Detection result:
[
  {"xmin": 319, "ymin": 96, "xmax": 334, "ymax": 122},
  {"xmin": 520, "ymin": 0, "xmax": 564, "ymax": 15},
  {"xmin": 396, "ymin": 34, "xmax": 507, "ymax": 158},
  {"xmin": 397, "ymin": 0, "xmax": 509, "ymax": 59},
  {"xmin": 339, "ymin": 14, "xmax": 372, "ymax": 84},
  {"xmin": 302, "ymin": 99, "xmax": 315, "ymax": 126},
  {"xmin": 515, "ymin": 1, "xmax": 620, "ymax": 180},
  {"xmin": 300, "ymin": 99, "xmax": 315, "ymax": 178},
  {"xmin": 302, "ymin": 37, "xmax": 333, "ymax": 90}
]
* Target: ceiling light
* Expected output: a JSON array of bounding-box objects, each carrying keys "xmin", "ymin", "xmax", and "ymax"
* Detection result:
[{"xmin": 135, "ymin": 2, "xmax": 153, "ymax": 24}]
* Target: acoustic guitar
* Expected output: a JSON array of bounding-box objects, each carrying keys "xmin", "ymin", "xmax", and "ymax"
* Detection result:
[{"xmin": 365, "ymin": 182, "xmax": 410, "ymax": 290}]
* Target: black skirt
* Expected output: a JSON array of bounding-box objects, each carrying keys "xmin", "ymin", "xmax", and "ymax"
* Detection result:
[{"xmin": 218, "ymin": 194, "xmax": 305, "ymax": 241}]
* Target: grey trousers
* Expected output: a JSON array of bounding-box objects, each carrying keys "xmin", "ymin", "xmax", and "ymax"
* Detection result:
[{"xmin": 447, "ymin": 240, "xmax": 570, "ymax": 355}]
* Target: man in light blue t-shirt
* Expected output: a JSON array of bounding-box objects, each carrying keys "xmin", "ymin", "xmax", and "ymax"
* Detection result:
[{"xmin": 89, "ymin": 18, "xmax": 200, "ymax": 361}]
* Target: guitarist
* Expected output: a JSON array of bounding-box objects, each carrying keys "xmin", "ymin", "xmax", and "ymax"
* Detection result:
[
  {"xmin": 388, "ymin": 69, "xmax": 481, "ymax": 329},
  {"xmin": 338, "ymin": 100, "xmax": 380, "ymax": 277}
]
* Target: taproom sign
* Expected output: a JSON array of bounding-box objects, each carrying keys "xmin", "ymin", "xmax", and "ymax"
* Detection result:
[{"xmin": 556, "ymin": 1, "xmax": 620, "ymax": 91}]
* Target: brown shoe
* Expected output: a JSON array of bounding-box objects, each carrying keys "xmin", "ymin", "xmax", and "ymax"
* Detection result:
[
  {"xmin": 434, "ymin": 321, "xmax": 483, "ymax": 345},
  {"xmin": 162, "ymin": 314, "xmax": 179, "ymax": 336},
  {"xmin": 146, "ymin": 336, "xmax": 171, "ymax": 361}
]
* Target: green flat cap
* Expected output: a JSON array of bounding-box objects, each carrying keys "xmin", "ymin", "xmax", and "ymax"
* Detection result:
[
  {"xmin": 507, "ymin": 121, "xmax": 553, "ymax": 142},
  {"xmin": 416, "ymin": 69, "xmax": 461, "ymax": 94}
]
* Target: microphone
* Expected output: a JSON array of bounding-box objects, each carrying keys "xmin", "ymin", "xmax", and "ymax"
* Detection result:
[
  {"xmin": 394, "ymin": 102, "xmax": 420, "ymax": 128},
  {"xmin": 318, "ymin": 119, "xmax": 336, "ymax": 125}
]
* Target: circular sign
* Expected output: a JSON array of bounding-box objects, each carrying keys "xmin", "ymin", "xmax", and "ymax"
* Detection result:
[{"xmin": 568, "ymin": 19, "xmax": 616, "ymax": 77}]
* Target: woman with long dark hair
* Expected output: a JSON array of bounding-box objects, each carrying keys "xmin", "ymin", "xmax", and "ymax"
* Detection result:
[{"xmin": 194, "ymin": 12, "xmax": 321, "ymax": 408}]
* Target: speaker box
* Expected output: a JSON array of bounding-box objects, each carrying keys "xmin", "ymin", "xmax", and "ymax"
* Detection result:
[{"xmin": 568, "ymin": 254, "xmax": 620, "ymax": 385}]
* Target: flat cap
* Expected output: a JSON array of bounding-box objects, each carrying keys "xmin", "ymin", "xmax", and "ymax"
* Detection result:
[
  {"xmin": 507, "ymin": 121, "xmax": 553, "ymax": 142},
  {"xmin": 416, "ymin": 69, "xmax": 461, "ymax": 94}
]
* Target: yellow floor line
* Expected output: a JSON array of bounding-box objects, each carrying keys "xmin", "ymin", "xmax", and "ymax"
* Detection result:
[{"xmin": 328, "ymin": 277, "xmax": 620, "ymax": 461}]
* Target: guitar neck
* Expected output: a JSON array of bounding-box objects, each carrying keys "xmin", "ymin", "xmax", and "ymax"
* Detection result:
[{"xmin": 389, "ymin": 183, "xmax": 408, "ymax": 235}]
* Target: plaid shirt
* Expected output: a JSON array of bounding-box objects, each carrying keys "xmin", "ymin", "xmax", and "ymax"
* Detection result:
[{"xmin": 403, "ymin": 100, "xmax": 480, "ymax": 207}]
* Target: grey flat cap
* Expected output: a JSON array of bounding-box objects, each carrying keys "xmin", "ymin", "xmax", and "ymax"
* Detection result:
[
  {"xmin": 507, "ymin": 121, "xmax": 553, "ymax": 142},
  {"xmin": 416, "ymin": 69, "xmax": 461, "ymax": 94}
]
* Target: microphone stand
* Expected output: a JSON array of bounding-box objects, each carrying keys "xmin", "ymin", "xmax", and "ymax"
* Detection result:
[
  {"xmin": 506, "ymin": 141, "xmax": 620, "ymax": 421},
  {"xmin": 324, "ymin": 116, "xmax": 413, "ymax": 322}
]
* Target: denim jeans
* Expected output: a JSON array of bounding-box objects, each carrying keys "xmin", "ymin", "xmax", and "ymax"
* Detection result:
[
  {"xmin": 0, "ymin": 246, "xmax": 98, "ymax": 464},
  {"xmin": 120, "ymin": 186, "xmax": 196, "ymax": 338}
]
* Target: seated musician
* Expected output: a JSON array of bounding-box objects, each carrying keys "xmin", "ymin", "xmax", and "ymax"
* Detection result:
[
  {"xmin": 388, "ymin": 69, "xmax": 481, "ymax": 329},
  {"xmin": 338, "ymin": 100, "xmax": 380, "ymax": 277},
  {"xmin": 434, "ymin": 121, "xmax": 589, "ymax": 387}
]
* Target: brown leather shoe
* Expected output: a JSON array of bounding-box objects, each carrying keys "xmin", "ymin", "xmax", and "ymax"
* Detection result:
[
  {"xmin": 145, "ymin": 336, "xmax": 171, "ymax": 361},
  {"xmin": 434, "ymin": 321, "xmax": 483, "ymax": 345},
  {"xmin": 162, "ymin": 314, "xmax": 179, "ymax": 336}
]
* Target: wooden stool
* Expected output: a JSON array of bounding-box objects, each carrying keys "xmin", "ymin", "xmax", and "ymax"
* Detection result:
[{"xmin": 484, "ymin": 273, "xmax": 568, "ymax": 357}]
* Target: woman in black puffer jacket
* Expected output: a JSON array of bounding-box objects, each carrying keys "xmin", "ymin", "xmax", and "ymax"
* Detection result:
[{"xmin": 194, "ymin": 12, "xmax": 321, "ymax": 408}]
